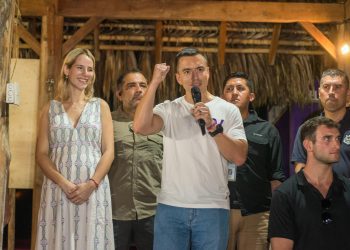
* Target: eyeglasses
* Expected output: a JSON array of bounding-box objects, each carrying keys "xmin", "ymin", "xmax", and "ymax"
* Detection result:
[{"xmin": 321, "ymin": 198, "xmax": 333, "ymax": 225}]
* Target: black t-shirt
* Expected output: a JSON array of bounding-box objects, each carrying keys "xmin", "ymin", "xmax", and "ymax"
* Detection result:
[
  {"xmin": 229, "ymin": 110, "xmax": 286, "ymax": 215},
  {"xmin": 268, "ymin": 170, "xmax": 350, "ymax": 250}
]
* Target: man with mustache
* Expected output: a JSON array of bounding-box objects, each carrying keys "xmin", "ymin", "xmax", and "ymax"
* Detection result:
[
  {"xmin": 108, "ymin": 69, "xmax": 163, "ymax": 250},
  {"xmin": 292, "ymin": 69, "xmax": 350, "ymax": 177},
  {"xmin": 222, "ymin": 72, "xmax": 286, "ymax": 250},
  {"xmin": 269, "ymin": 116, "xmax": 350, "ymax": 250}
]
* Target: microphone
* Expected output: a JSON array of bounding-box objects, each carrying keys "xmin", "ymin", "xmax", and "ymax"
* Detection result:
[{"xmin": 191, "ymin": 86, "xmax": 206, "ymax": 135}]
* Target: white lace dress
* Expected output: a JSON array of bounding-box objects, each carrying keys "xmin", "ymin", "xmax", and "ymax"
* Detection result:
[{"xmin": 36, "ymin": 98, "xmax": 114, "ymax": 250}]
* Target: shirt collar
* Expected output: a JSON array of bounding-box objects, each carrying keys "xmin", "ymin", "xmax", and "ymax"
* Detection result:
[
  {"xmin": 244, "ymin": 110, "xmax": 264, "ymax": 124},
  {"xmin": 297, "ymin": 169, "xmax": 345, "ymax": 195},
  {"xmin": 111, "ymin": 107, "xmax": 133, "ymax": 122}
]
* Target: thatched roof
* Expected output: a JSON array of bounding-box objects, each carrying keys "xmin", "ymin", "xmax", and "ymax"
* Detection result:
[{"xmin": 16, "ymin": 0, "xmax": 344, "ymax": 107}]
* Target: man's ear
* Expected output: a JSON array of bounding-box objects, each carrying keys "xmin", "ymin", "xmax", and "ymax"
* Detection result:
[
  {"xmin": 249, "ymin": 92, "xmax": 255, "ymax": 102},
  {"xmin": 116, "ymin": 89, "xmax": 123, "ymax": 101},
  {"xmin": 303, "ymin": 139, "xmax": 312, "ymax": 152},
  {"xmin": 175, "ymin": 73, "xmax": 182, "ymax": 86}
]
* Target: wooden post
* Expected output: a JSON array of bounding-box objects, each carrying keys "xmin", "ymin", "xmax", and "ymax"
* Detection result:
[
  {"xmin": 7, "ymin": 189, "xmax": 16, "ymax": 250},
  {"xmin": 218, "ymin": 21, "xmax": 227, "ymax": 65},
  {"xmin": 345, "ymin": 0, "xmax": 350, "ymax": 76},
  {"xmin": 94, "ymin": 27, "xmax": 101, "ymax": 62},
  {"xmin": 155, "ymin": 21, "xmax": 163, "ymax": 63},
  {"xmin": 269, "ymin": 24, "xmax": 282, "ymax": 66},
  {"xmin": 30, "ymin": 13, "xmax": 51, "ymax": 250},
  {"xmin": 0, "ymin": 1, "xmax": 15, "ymax": 248}
]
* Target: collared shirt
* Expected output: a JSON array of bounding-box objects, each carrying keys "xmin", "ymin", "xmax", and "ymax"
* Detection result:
[
  {"xmin": 291, "ymin": 108, "xmax": 350, "ymax": 177},
  {"xmin": 269, "ymin": 170, "xmax": 350, "ymax": 250},
  {"xmin": 229, "ymin": 110, "xmax": 286, "ymax": 215},
  {"xmin": 108, "ymin": 108, "xmax": 163, "ymax": 220}
]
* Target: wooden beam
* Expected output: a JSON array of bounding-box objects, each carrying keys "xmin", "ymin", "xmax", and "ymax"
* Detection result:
[
  {"xmin": 155, "ymin": 21, "xmax": 163, "ymax": 63},
  {"xmin": 19, "ymin": 0, "xmax": 48, "ymax": 16},
  {"xmin": 55, "ymin": 0, "xmax": 343, "ymax": 23},
  {"xmin": 218, "ymin": 21, "xmax": 227, "ymax": 65},
  {"xmin": 61, "ymin": 34, "xmax": 318, "ymax": 47},
  {"xmin": 269, "ymin": 24, "xmax": 282, "ymax": 65},
  {"xmin": 17, "ymin": 23, "xmax": 41, "ymax": 56},
  {"xmin": 46, "ymin": 43, "xmax": 325, "ymax": 55},
  {"xmin": 62, "ymin": 17, "xmax": 104, "ymax": 56},
  {"xmin": 299, "ymin": 22, "xmax": 337, "ymax": 60}
]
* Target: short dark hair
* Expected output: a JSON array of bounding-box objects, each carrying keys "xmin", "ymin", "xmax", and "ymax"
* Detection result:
[
  {"xmin": 300, "ymin": 116, "xmax": 339, "ymax": 143},
  {"xmin": 175, "ymin": 47, "xmax": 208, "ymax": 71},
  {"xmin": 116, "ymin": 68, "xmax": 143, "ymax": 91},
  {"xmin": 320, "ymin": 69, "xmax": 349, "ymax": 89},
  {"xmin": 223, "ymin": 71, "xmax": 254, "ymax": 92}
]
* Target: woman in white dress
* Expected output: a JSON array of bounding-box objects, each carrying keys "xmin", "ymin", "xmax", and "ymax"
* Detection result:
[{"xmin": 35, "ymin": 48, "xmax": 115, "ymax": 250}]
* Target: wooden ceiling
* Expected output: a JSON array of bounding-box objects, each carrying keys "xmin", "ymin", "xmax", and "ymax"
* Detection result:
[
  {"xmin": 17, "ymin": 0, "xmax": 349, "ymax": 64},
  {"xmin": 19, "ymin": 0, "xmax": 345, "ymax": 23},
  {"xmin": 15, "ymin": 0, "xmax": 350, "ymax": 91}
]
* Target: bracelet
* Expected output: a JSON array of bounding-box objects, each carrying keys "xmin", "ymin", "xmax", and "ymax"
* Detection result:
[
  {"xmin": 89, "ymin": 178, "xmax": 99, "ymax": 189},
  {"xmin": 206, "ymin": 119, "xmax": 217, "ymax": 132}
]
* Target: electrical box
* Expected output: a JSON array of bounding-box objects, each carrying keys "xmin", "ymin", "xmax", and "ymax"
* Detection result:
[{"xmin": 6, "ymin": 82, "xmax": 20, "ymax": 105}]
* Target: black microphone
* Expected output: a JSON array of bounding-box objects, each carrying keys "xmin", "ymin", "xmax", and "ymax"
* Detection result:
[{"xmin": 191, "ymin": 86, "xmax": 206, "ymax": 135}]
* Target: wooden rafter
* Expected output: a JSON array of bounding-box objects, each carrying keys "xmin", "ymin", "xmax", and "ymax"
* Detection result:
[
  {"xmin": 299, "ymin": 22, "xmax": 337, "ymax": 60},
  {"xmin": 19, "ymin": 0, "xmax": 344, "ymax": 23},
  {"xmin": 62, "ymin": 17, "xmax": 104, "ymax": 56},
  {"xmin": 269, "ymin": 24, "xmax": 282, "ymax": 65},
  {"xmin": 17, "ymin": 23, "xmax": 41, "ymax": 56}
]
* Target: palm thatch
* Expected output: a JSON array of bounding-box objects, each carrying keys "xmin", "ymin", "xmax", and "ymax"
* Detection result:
[{"xmin": 17, "ymin": 17, "xmax": 337, "ymax": 108}]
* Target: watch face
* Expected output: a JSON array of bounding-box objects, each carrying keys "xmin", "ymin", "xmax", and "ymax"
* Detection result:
[
  {"xmin": 209, "ymin": 124, "xmax": 223, "ymax": 137},
  {"xmin": 217, "ymin": 124, "xmax": 223, "ymax": 133}
]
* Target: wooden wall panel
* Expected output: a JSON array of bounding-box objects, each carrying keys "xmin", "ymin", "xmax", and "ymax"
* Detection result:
[{"xmin": 9, "ymin": 59, "xmax": 40, "ymax": 189}]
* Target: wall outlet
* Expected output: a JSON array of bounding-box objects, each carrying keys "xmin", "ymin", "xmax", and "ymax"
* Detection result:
[{"xmin": 6, "ymin": 82, "xmax": 20, "ymax": 105}]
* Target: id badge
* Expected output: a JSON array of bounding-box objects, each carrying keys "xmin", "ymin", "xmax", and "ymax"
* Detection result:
[{"xmin": 228, "ymin": 163, "xmax": 236, "ymax": 182}]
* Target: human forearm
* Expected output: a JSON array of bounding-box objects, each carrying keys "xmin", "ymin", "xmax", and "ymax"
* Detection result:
[
  {"xmin": 133, "ymin": 83, "xmax": 160, "ymax": 135},
  {"xmin": 90, "ymin": 148, "xmax": 114, "ymax": 184},
  {"xmin": 134, "ymin": 63, "xmax": 169, "ymax": 135},
  {"xmin": 270, "ymin": 237, "xmax": 293, "ymax": 250},
  {"xmin": 36, "ymin": 153, "xmax": 74, "ymax": 192},
  {"xmin": 213, "ymin": 134, "xmax": 247, "ymax": 165}
]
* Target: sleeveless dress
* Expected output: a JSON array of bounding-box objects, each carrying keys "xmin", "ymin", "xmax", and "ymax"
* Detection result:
[{"xmin": 36, "ymin": 98, "xmax": 114, "ymax": 250}]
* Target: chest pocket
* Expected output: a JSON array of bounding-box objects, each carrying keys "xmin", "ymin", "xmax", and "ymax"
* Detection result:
[
  {"xmin": 244, "ymin": 134, "xmax": 269, "ymax": 170},
  {"xmin": 248, "ymin": 134, "xmax": 269, "ymax": 156}
]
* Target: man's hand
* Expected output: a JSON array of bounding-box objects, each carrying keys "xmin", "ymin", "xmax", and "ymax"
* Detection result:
[
  {"xmin": 192, "ymin": 102, "xmax": 213, "ymax": 127},
  {"xmin": 149, "ymin": 63, "xmax": 170, "ymax": 87}
]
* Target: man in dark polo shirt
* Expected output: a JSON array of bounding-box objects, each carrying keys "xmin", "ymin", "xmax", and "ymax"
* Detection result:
[
  {"xmin": 109, "ymin": 69, "xmax": 163, "ymax": 250},
  {"xmin": 269, "ymin": 116, "xmax": 350, "ymax": 250},
  {"xmin": 292, "ymin": 69, "xmax": 350, "ymax": 177},
  {"xmin": 222, "ymin": 72, "xmax": 286, "ymax": 250}
]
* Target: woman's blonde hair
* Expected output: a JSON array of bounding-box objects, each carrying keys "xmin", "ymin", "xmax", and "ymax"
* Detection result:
[{"xmin": 55, "ymin": 48, "xmax": 96, "ymax": 101}]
